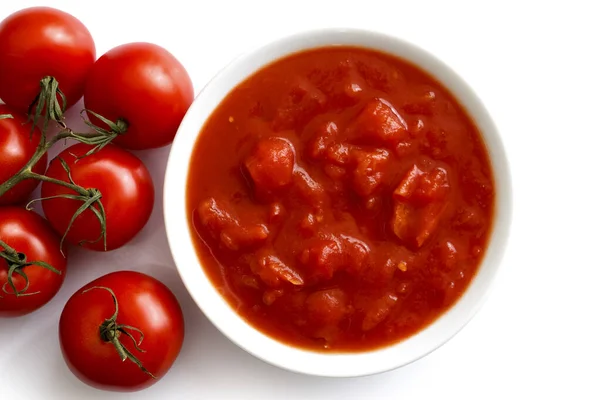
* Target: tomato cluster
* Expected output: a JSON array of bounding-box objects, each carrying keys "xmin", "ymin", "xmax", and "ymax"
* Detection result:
[{"xmin": 0, "ymin": 7, "xmax": 190, "ymax": 392}]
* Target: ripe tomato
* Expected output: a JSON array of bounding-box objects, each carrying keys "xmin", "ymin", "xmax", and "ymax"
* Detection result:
[
  {"xmin": 0, "ymin": 207, "xmax": 67, "ymax": 317},
  {"xmin": 84, "ymin": 42, "xmax": 194, "ymax": 150},
  {"xmin": 59, "ymin": 271, "xmax": 184, "ymax": 391},
  {"xmin": 41, "ymin": 143, "xmax": 154, "ymax": 251},
  {"xmin": 0, "ymin": 105, "xmax": 48, "ymax": 206},
  {"xmin": 0, "ymin": 7, "xmax": 96, "ymax": 113}
]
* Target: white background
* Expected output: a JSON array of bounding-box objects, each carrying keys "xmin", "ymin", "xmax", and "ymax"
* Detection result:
[{"xmin": 1, "ymin": 0, "xmax": 599, "ymax": 399}]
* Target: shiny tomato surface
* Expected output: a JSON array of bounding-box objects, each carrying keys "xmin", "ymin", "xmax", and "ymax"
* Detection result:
[
  {"xmin": 0, "ymin": 7, "xmax": 95, "ymax": 112},
  {"xmin": 187, "ymin": 47, "xmax": 494, "ymax": 351},
  {"xmin": 59, "ymin": 271, "xmax": 184, "ymax": 391},
  {"xmin": 83, "ymin": 42, "xmax": 194, "ymax": 150}
]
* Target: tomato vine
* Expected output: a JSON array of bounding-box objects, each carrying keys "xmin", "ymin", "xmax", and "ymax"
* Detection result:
[{"xmin": 0, "ymin": 76, "xmax": 129, "ymax": 252}]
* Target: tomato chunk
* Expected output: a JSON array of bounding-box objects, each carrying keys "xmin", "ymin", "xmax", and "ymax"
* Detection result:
[
  {"xmin": 415, "ymin": 167, "xmax": 450, "ymax": 203},
  {"xmin": 393, "ymin": 163, "xmax": 450, "ymax": 203},
  {"xmin": 351, "ymin": 148, "xmax": 390, "ymax": 196},
  {"xmin": 415, "ymin": 201, "xmax": 448, "ymax": 248},
  {"xmin": 362, "ymin": 292, "xmax": 399, "ymax": 331},
  {"xmin": 252, "ymin": 250, "xmax": 304, "ymax": 288},
  {"xmin": 299, "ymin": 230, "xmax": 372, "ymax": 283},
  {"xmin": 306, "ymin": 288, "xmax": 349, "ymax": 325},
  {"xmin": 273, "ymin": 78, "xmax": 327, "ymax": 130},
  {"xmin": 339, "ymin": 67, "xmax": 366, "ymax": 103},
  {"xmin": 391, "ymin": 202, "xmax": 413, "ymax": 245},
  {"xmin": 307, "ymin": 120, "xmax": 338, "ymax": 160},
  {"xmin": 197, "ymin": 198, "xmax": 269, "ymax": 250},
  {"xmin": 245, "ymin": 137, "xmax": 295, "ymax": 192},
  {"xmin": 430, "ymin": 238, "xmax": 466, "ymax": 271},
  {"xmin": 292, "ymin": 167, "xmax": 326, "ymax": 205},
  {"xmin": 340, "ymin": 234, "xmax": 371, "ymax": 272},
  {"xmin": 403, "ymin": 88, "xmax": 437, "ymax": 115},
  {"xmin": 391, "ymin": 200, "xmax": 448, "ymax": 249},
  {"xmin": 300, "ymin": 238, "xmax": 344, "ymax": 281},
  {"xmin": 220, "ymin": 224, "xmax": 270, "ymax": 251},
  {"xmin": 324, "ymin": 62, "xmax": 368, "ymax": 106},
  {"xmin": 326, "ymin": 142, "xmax": 352, "ymax": 166},
  {"xmin": 390, "ymin": 160, "xmax": 451, "ymax": 248},
  {"xmin": 370, "ymin": 244, "xmax": 417, "ymax": 279},
  {"xmin": 393, "ymin": 164, "xmax": 423, "ymax": 199},
  {"xmin": 197, "ymin": 197, "xmax": 236, "ymax": 232},
  {"xmin": 352, "ymin": 98, "xmax": 408, "ymax": 145}
]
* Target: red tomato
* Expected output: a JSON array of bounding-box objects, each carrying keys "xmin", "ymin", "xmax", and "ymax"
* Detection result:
[
  {"xmin": 41, "ymin": 143, "xmax": 154, "ymax": 251},
  {"xmin": 59, "ymin": 271, "xmax": 184, "ymax": 391},
  {"xmin": 84, "ymin": 42, "xmax": 194, "ymax": 150},
  {"xmin": 0, "ymin": 207, "xmax": 67, "ymax": 317},
  {"xmin": 0, "ymin": 7, "xmax": 96, "ymax": 112},
  {"xmin": 0, "ymin": 105, "xmax": 48, "ymax": 205}
]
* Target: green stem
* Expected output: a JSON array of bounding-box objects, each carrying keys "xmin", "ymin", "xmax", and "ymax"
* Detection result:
[
  {"xmin": 0, "ymin": 240, "xmax": 20, "ymax": 261},
  {"xmin": 0, "ymin": 124, "xmax": 129, "ymax": 197},
  {"xmin": 0, "ymin": 129, "xmax": 71, "ymax": 198},
  {"xmin": 82, "ymin": 286, "xmax": 157, "ymax": 379},
  {"xmin": 0, "ymin": 124, "xmax": 122, "ymax": 199},
  {"xmin": 0, "ymin": 77, "xmax": 127, "ymax": 254},
  {"xmin": 0, "ymin": 239, "xmax": 61, "ymax": 297},
  {"xmin": 0, "ymin": 100, "xmax": 127, "ymax": 200},
  {"xmin": 25, "ymin": 171, "xmax": 88, "ymax": 196},
  {"xmin": 27, "ymin": 76, "xmax": 67, "ymax": 132},
  {"xmin": 24, "ymin": 165, "xmax": 108, "ymax": 253}
]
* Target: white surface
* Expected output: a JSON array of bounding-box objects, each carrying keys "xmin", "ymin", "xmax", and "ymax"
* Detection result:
[
  {"xmin": 1, "ymin": 0, "xmax": 599, "ymax": 398},
  {"xmin": 164, "ymin": 28, "xmax": 512, "ymax": 377}
]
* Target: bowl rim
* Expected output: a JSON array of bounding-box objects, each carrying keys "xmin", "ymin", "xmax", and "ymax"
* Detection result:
[{"xmin": 164, "ymin": 27, "xmax": 512, "ymax": 378}]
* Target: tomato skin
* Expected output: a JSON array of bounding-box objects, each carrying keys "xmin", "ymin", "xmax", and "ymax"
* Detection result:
[
  {"xmin": 0, "ymin": 7, "xmax": 96, "ymax": 112},
  {"xmin": 41, "ymin": 143, "xmax": 155, "ymax": 251},
  {"xmin": 84, "ymin": 42, "xmax": 194, "ymax": 150},
  {"xmin": 0, "ymin": 105, "xmax": 48, "ymax": 206},
  {"xmin": 59, "ymin": 271, "xmax": 184, "ymax": 391},
  {"xmin": 0, "ymin": 207, "xmax": 67, "ymax": 317}
]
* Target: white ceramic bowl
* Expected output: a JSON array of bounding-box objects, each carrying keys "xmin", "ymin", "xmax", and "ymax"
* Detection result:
[{"xmin": 164, "ymin": 28, "xmax": 512, "ymax": 377}]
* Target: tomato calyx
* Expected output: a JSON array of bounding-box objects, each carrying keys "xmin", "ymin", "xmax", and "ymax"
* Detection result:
[
  {"xmin": 73, "ymin": 109, "xmax": 129, "ymax": 157},
  {"xmin": 0, "ymin": 239, "xmax": 62, "ymax": 297},
  {"xmin": 27, "ymin": 76, "xmax": 68, "ymax": 132},
  {"xmin": 27, "ymin": 158, "xmax": 108, "ymax": 253},
  {"xmin": 83, "ymin": 286, "xmax": 157, "ymax": 379}
]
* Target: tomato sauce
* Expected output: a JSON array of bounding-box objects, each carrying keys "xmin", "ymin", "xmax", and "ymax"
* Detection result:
[{"xmin": 186, "ymin": 47, "xmax": 494, "ymax": 352}]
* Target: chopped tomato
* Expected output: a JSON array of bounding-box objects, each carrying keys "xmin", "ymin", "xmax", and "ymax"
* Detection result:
[
  {"xmin": 187, "ymin": 47, "xmax": 494, "ymax": 351},
  {"xmin": 245, "ymin": 137, "xmax": 295, "ymax": 193},
  {"xmin": 351, "ymin": 98, "xmax": 408, "ymax": 145}
]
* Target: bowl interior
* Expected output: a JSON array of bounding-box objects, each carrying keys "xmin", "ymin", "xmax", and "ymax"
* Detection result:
[{"xmin": 164, "ymin": 28, "xmax": 512, "ymax": 377}]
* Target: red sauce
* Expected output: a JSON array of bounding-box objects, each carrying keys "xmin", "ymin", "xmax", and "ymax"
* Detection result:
[{"xmin": 186, "ymin": 47, "xmax": 494, "ymax": 352}]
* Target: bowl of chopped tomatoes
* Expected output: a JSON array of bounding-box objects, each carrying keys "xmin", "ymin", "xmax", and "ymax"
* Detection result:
[{"xmin": 164, "ymin": 28, "xmax": 512, "ymax": 377}]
